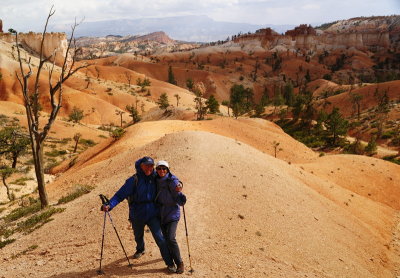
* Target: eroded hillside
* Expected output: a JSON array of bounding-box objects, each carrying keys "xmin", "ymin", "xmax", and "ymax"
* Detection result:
[{"xmin": 0, "ymin": 119, "xmax": 399, "ymax": 277}]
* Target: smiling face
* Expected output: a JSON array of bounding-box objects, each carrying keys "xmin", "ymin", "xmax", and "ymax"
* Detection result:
[
  {"xmin": 140, "ymin": 163, "xmax": 154, "ymax": 176},
  {"xmin": 156, "ymin": 166, "xmax": 168, "ymax": 177}
]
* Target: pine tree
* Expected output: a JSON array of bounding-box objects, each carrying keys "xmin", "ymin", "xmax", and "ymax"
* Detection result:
[
  {"xmin": 157, "ymin": 93, "xmax": 170, "ymax": 110},
  {"xmin": 126, "ymin": 104, "xmax": 141, "ymax": 123},
  {"xmin": 325, "ymin": 107, "xmax": 349, "ymax": 146},
  {"xmin": 206, "ymin": 95, "xmax": 220, "ymax": 114},
  {"xmin": 168, "ymin": 65, "xmax": 177, "ymax": 85}
]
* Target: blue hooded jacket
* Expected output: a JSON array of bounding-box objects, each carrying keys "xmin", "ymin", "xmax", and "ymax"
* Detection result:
[
  {"xmin": 108, "ymin": 157, "xmax": 159, "ymax": 222},
  {"xmin": 155, "ymin": 172, "xmax": 186, "ymax": 224}
]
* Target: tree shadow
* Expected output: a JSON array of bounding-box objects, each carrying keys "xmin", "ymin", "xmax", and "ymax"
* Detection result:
[{"xmin": 48, "ymin": 257, "xmax": 166, "ymax": 278}]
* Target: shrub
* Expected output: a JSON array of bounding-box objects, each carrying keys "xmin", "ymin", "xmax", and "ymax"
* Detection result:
[
  {"xmin": 68, "ymin": 107, "xmax": 84, "ymax": 123},
  {"xmin": 4, "ymin": 201, "xmax": 41, "ymax": 223},
  {"xmin": 0, "ymin": 239, "xmax": 15, "ymax": 249},
  {"xmin": 110, "ymin": 127, "xmax": 125, "ymax": 139},
  {"xmin": 10, "ymin": 177, "xmax": 34, "ymax": 186},
  {"xmin": 57, "ymin": 185, "xmax": 94, "ymax": 205},
  {"xmin": 16, "ymin": 207, "xmax": 65, "ymax": 235},
  {"xmin": 79, "ymin": 138, "xmax": 96, "ymax": 147},
  {"xmin": 45, "ymin": 149, "xmax": 67, "ymax": 157}
]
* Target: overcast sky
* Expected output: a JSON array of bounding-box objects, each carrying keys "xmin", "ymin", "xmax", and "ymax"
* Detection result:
[{"xmin": 1, "ymin": 0, "xmax": 399, "ymax": 32}]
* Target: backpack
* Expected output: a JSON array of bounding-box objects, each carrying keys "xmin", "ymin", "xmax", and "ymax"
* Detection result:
[{"xmin": 126, "ymin": 174, "xmax": 138, "ymax": 206}]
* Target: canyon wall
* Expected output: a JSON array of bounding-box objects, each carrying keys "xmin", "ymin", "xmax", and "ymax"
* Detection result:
[
  {"xmin": 234, "ymin": 16, "xmax": 400, "ymax": 53},
  {"xmin": 0, "ymin": 32, "xmax": 68, "ymax": 63}
]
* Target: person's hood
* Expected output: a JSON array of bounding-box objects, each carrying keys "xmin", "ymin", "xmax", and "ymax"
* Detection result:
[{"xmin": 135, "ymin": 157, "xmax": 155, "ymax": 176}]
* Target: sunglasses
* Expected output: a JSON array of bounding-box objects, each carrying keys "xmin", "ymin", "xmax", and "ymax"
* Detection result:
[{"xmin": 156, "ymin": 167, "xmax": 168, "ymax": 171}]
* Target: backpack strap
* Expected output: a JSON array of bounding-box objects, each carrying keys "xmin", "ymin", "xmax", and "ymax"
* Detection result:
[{"xmin": 127, "ymin": 174, "xmax": 138, "ymax": 205}]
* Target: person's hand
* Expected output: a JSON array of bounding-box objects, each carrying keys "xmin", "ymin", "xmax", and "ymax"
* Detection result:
[
  {"xmin": 101, "ymin": 205, "xmax": 110, "ymax": 212},
  {"xmin": 178, "ymin": 194, "xmax": 186, "ymax": 205}
]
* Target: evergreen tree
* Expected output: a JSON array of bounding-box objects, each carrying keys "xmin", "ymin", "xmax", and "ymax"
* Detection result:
[
  {"xmin": 126, "ymin": 104, "xmax": 141, "ymax": 123},
  {"xmin": 365, "ymin": 135, "xmax": 377, "ymax": 155},
  {"xmin": 186, "ymin": 78, "xmax": 194, "ymax": 91},
  {"xmin": 157, "ymin": 93, "xmax": 170, "ymax": 110},
  {"xmin": 168, "ymin": 65, "xmax": 177, "ymax": 85},
  {"xmin": 230, "ymin": 84, "xmax": 253, "ymax": 118},
  {"xmin": 69, "ymin": 106, "xmax": 84, "ymax": 123},
  {"xmin": 206, "ymin": 95, "xmax": 220, "ymax": 114},
  {"xmin": 325, "ymin": 107, "xmax": 349, "ymax": 146},
  {"xmin": 283, "ymin": 81, "xmax": 295, "ymax": 106},
  {"xmin": 193, "ymin": 82, "xmax": 208, "ymax": 120},
  {"xmin": 0, "ymin": 126, "xmax": 29, "ymax": 168}
]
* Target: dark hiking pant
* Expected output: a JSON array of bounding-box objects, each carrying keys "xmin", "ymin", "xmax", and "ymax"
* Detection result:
[
  {"xmin": 131, "ymin": 216, "xmax": 173, "ymax": 266},
  {"xmin": 161, "ymin": 220, "xmax": 182, "ymax": 265}
]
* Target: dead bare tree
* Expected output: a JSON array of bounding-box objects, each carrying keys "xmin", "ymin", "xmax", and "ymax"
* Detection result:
[{"xmin": 12, "ymin": 7, "xmax": 87, "ymax": 208}]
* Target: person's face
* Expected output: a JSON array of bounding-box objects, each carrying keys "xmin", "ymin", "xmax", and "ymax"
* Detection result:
[
  {"xmin": 156, "ymin": 166, "xmax": 168, "ymax": 177},
  {"xmin": 140, "ymin": 163, "xmax": 154, "ymax": 176}
]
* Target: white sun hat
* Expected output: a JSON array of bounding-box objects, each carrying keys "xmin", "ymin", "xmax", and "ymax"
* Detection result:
[{"xmin": 156, "ymin": 160, "xmax": 169, "ymax": 169}]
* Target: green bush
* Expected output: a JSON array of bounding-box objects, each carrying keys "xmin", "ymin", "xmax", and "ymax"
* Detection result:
[
  {"xmin": 0, "ymin": 239, "xmax": 15, "ymax": 249},
  {"xmin": 10, "ymin": 177, "xmax": 34, "ymax": 186},
  {"xmin": 16, "ymin": 207, "xmax": 65, "ymax": 235},
  {"xmin": 57, "ymin": 185, "xmax": 94, "ymax": 205},
  {"xmin": 79, "ymin": 138, "xmax": 96, "ymax": 147},
  {"xmin": 383, "ymin": 155, "xmax": 400, "ymax": 165},
  {"xmin": 110, "ymin": 127, "xmax": 125, "ymax": 139},
  {"xmin": 4, "ymin": 201, "xmax": 41, "ymax": 223},
  {"xmin": 45, "ymin": 149, "xmax": 67, "ymax": 157}
]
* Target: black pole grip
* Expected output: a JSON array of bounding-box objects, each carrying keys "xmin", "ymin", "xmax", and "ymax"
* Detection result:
[{"xmin": 99, "ymin": 194, "xmax": 110, "ymax": 205}]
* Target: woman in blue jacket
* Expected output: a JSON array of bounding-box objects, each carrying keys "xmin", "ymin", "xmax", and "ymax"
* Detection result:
[{"xmin": 155, "ymin": 160, "xmax": 186, "ymax": 274}]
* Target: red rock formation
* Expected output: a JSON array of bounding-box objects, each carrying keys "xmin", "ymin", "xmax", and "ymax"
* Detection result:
[
  {"xmin": 285, "ymin": 24, "xmax": 316, "ymax": 37},
  {"xmin": 0, "ymin": 19, "xmax": 3, "ymax": 33},
  {"xmin": 0, "ymin": 32, "xmax": 67, "ymax": 64},
  {"xmin": 232, "ymin": 16, "xmax": 398, "ymax": 52}
]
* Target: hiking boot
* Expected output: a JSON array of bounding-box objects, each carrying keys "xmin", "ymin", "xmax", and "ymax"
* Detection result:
[
  {"xmin": 133, "ymin": 250, "xmax": 145, "ymax": 259},
  {"xmin": 167, "ymin": 264, "xmax": 177, "ymax": 273},
  {"xmin": 176, "ymin": 262, "xmax": 184, "ymax": 274}
]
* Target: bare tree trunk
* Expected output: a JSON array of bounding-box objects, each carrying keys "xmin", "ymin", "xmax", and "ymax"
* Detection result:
[
  {"xmin": 11, "ymin": 153, "xmax": 18, "ymax": 168},
  {"xmin": 12, "ymin": 7, "xmax": 87, "ymax": 209},
  {"xmin": 73, "ymin": 140, "xmax": 79, "ymax": 153},
  {"xmin": 2, "ymin": 176, "xmax": 13, "ymax": 201},
  {"xmin": 34, "ymin": 142, "xmax": 48, "ymax": 207}
]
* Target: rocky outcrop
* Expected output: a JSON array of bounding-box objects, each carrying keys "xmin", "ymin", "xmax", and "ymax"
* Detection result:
[
  {"xmin": 233, "ymin": 16, "xmax": 399, "ymax": 52},
  {"xmin": 0, "ymin": 32, "xmax": 67, "ymax": 63},
  {"xmin": 0, "ymin": 19, "xmax": 3, "ymax": 33}
]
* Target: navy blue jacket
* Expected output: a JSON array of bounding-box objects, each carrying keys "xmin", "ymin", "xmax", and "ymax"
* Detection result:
[
  {"xmin": 155, "ymin": 172, "xmax": 185, "ymax": 225},
  {"xmin": 109, "ymin": 158, "xmax": 159, "ymax": 222}
]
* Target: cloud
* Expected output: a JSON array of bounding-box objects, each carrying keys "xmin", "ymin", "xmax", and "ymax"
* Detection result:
[{"xmin": 1, "ymin": 0, "xmax": 398, "ymax": 32}]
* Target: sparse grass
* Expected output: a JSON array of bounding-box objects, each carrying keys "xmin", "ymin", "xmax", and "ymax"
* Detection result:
[
  {"xmin": 98, "ymin": 134, "xmax": 107, "ymax": 139},
  {"xmin": 11, "ymin": 244, "xmax": 38, "ymax": 258},
  {"xmin": 45, "ymin": 149, "xmax": 67, "ymax": 157},
  {"xmin": 57, "ymin": 185, "xmax": 94, "ymax": 205},
  {"xmin": 0, "ymin": 207, "xmax": 5, "ymax": 214},
  {"xmin": 4, "ymin": 201, "xmax": 41, "ymax": 223},
  {"xmin": 0, "ymin": 224, "xmax": 14, "ymax": 238},
  {"xmin": 0, "ymin": 239, "xmax": 16, "ymax": 249},
  {"xmin": 383, "ymin": 155, "xmax": 400, "ymax": 165},
  {"xmin": 10, "ymin": 177, "xmax": 34, "ymax": 186},
  {"xmin": 16, "ymin": 207, "xmax": 65, "ymax": 235},
  {"xmin": 80, "ymin": 138, "xmax": 96, "ymax": 147}
]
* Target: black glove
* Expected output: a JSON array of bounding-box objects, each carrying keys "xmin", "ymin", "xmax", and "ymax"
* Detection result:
[{"xmin": 177, "ymin": 193, "xmax": 187, "ymax": 206}]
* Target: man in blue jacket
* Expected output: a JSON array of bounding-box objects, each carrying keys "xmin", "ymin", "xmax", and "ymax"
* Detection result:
[{"xmin": 101, "ymin": 156, "xmax": 175, "ymax": 272}]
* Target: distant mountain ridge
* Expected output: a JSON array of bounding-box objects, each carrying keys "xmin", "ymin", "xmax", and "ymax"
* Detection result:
[{"xmin": 50, "ymin": 15, "xmax": 295, "ymax": 42}]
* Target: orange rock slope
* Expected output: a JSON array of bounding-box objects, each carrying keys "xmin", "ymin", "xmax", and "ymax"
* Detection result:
[{"xmin": 0, "ymin": 118, "xmax": 399, "ymax": 278}]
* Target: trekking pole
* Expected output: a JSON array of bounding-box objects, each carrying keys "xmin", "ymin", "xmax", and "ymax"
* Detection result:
[
  {"xmin": 97, "ymin": 209, "xmax": 107, "ymax": 275},
  {"xmin": 99, "ymin": 194, "xmax": 133, "ymax": 268},
  {"xmin": 182, "ymin": 205, "xmax": 194, "ymax": 273}
]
